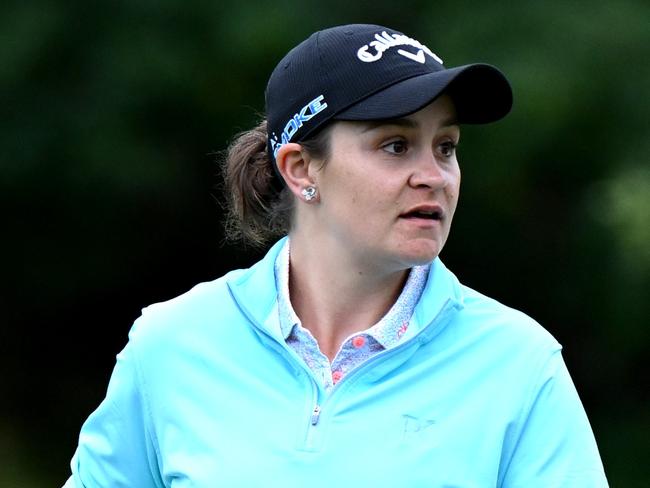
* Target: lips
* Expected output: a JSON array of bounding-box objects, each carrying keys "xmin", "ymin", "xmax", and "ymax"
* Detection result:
[{"xmin": 399, "ymin": 204, "xmax": 444, "ymax": 221}]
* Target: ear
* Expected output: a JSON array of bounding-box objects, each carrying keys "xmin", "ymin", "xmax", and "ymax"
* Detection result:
[{"xmin": 275, "ymin": 143, "xmax": 317, "ymax": 201}]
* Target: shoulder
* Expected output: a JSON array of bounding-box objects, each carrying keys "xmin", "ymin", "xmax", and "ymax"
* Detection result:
[
  {"xmin": 125, "ymin": 267, "xmax": 254, "ymax": 357},
  {"xmin": 463, "ymin": 283, "xmax": 555, "ymax": 333},
  {"xmin": 143, "ymin": 268, "xmax": 245, "ymax": 321},
  {"xmin": 125, "ymin": 239, "xmax": 287, "ymax": 359},
  {"xmin": 452, "ymin": 281, "xmax": 561, "ymax": 361},
  {"xmin": 425, "ymin": 260, "xmax": 560, "ymax": 353}
]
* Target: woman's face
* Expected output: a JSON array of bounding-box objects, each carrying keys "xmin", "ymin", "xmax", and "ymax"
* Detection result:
[{"xmin": 310, "ymin": 95, "xmax": 461, "ymax": 272}]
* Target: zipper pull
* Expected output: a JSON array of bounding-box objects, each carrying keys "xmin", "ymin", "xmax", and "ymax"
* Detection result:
[{"xmin": 311, "ymin": 405, "xmax": 321, "ymax": 425}]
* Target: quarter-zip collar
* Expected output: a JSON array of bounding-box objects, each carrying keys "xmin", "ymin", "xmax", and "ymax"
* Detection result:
[
  {"xmin": 226, "ymin": 236, "xmax": 465, "ymax": 347},
  {"xmin": 409, "ymin": 257, "xmax": 466, "ymax": 344},
  {"xmin": 227, "ymin": 238, "xmax": 288, "ymax": 342}
]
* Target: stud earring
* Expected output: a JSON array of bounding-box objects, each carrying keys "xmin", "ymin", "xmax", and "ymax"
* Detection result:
[{"xmin": 301, "ymin": 186, "xmax": 317, "ymax": 201}]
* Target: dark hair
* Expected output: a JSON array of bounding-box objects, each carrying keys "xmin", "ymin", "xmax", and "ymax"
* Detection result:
[{"xmin": 221, "ymin": 119, "xmax": 331, "ymax": 247}]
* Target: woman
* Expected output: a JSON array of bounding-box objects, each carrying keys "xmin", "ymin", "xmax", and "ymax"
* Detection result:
[{"xmin": 64, "ymin": 24, "xmax": 607, "ymax": 487}]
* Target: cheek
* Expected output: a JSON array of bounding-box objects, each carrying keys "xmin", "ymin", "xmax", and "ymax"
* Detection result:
[
  {"xmin": 346, "ymin": 185, "xmax": 397, "ymax": 231},
  {"xmin": 447, "ymin": 172, "xmax": 461, "ymax": 208}
]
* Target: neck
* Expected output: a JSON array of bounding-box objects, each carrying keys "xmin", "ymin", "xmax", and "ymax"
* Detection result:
[{"xmin": 287, "ymin": 233, "xmax": 408, "ymax": 362}]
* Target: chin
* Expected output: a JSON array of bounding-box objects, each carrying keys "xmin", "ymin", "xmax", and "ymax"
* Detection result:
[{"xmin": 395, "ymin": 240, "xmax": 442, "ymax": 267}]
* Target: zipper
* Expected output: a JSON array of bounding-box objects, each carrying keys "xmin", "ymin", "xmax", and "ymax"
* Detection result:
[
  {"xmin": 227, "ymin": 298, "xmax": 326, "ymax": 447},
  {"xmin": 299, "ymin": 335, "xmax": 425, "ymax": 450},
  {"xmin": 310, "ymin": 404, "xmax": 321, "ymax": 425},
  {"xmin": 303, "ymin": 375, "xmax": 323, "ymax": 449}
]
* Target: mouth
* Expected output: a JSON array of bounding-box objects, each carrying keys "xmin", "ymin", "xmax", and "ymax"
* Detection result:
[{"xmin": 399, "ymin": 206, "xmax": 444, "ymax": 222}]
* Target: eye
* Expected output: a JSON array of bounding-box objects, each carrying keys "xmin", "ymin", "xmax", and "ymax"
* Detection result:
[
  {"xmin": 382, "ymin": 139, "xmax": 408, "ymax": 155},
  {"xmin": 438, "ymin": 140, "xmax": 458, "ymax": 158}
]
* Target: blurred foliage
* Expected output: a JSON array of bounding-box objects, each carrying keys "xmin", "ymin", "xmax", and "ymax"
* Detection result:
[{"xmin": 1, "ymin": 0, "xmax": 648, "ymax": 485}]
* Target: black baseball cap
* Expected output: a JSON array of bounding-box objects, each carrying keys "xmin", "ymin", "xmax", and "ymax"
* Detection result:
[{"xmin": 265, "ymin": 23, "xmax": 513, "ymax": 162}]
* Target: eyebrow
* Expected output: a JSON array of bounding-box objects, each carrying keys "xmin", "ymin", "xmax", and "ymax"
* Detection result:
[{"xmin": 358, "ymin": 115, "xmax": 459, "ymax": 133}]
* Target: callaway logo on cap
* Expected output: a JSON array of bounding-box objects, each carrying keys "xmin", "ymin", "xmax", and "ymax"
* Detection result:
[
  {"xmin": 265, "ymin": 23, "xmax": 513, "ymax": 165},
  {"xmin": 356, "ymin": 30, "xmax": 443, "ymax": 64}
]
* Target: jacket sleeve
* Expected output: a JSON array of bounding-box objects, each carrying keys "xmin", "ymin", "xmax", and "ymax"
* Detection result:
[
  {"xmin": 63, "ymin": 340, "xmax": 164, "ymax": 488},
  {"xmin": 500, "ymin": 350, "xmax": 608, "ymax": 487}
]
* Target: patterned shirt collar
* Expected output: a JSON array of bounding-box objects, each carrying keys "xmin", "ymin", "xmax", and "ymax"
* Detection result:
[{"xmin": 274, "ymin": 239, "xmax": 429, "ymax": 349}]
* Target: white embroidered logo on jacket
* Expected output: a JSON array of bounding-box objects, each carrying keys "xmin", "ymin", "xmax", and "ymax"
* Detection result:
[{"xmin": 357, "ymin": 31, "xmax": 444, "ymax": 65}]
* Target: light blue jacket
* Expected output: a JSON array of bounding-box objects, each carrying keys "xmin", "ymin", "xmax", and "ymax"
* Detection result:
[{"xmin": 65, "ymin": 238, "xmax": 607, "ymax": 487}]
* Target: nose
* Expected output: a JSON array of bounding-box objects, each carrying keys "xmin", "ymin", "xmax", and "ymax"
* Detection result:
[{"xmin": 408, "ymin": 151, "xmax": 448, "ymax": 190}]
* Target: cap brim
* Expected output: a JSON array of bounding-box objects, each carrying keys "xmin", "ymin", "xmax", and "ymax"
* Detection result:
[{"xmin": 334, "ymin": 63, "xmax": 512, "ymax": 124}]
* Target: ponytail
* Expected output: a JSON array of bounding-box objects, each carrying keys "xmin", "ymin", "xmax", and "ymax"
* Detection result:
[
  {"xmin": 221, "ymin": 119, "xmax": 292, "ymax": 247},
  {"xmin": 221, "ymin": 118, "xmax": 332, "ymax": 247}
]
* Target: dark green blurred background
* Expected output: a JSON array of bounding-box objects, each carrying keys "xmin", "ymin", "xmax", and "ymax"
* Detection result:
[{"xmin": 2, "ymin": 0, "xmax": 648, "ymax": 486}]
